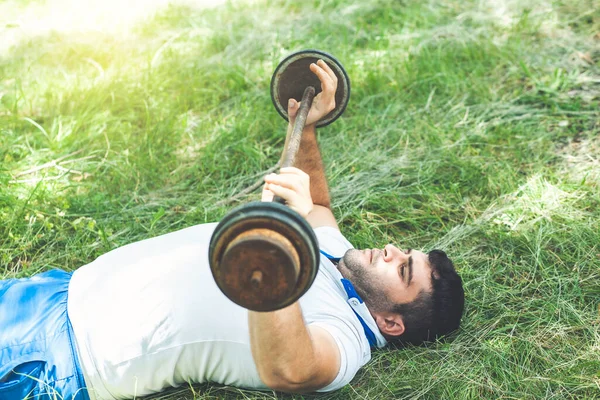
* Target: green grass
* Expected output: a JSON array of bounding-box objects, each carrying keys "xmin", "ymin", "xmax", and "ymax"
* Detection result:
[{"xmin": 1, "ymin": 0, "xmax": 599, "ymax": 398}]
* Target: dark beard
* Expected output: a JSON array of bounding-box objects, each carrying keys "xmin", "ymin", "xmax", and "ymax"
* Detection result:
[{"xmin": 339, "ymin": 249, "xmax": 393, "ymax": 312}]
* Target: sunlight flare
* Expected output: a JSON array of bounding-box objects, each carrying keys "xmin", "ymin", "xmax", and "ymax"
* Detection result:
[{"xmin": 0, "ymin": 0, "xmax": 228, "ymax": 54}]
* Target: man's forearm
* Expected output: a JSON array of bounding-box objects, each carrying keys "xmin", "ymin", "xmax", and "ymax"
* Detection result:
[{"xmin": 287, "ymin": 124, "xmax": 331, "ymax": 208}]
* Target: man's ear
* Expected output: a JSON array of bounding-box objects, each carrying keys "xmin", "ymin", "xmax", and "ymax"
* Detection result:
[{"xmin": 374, "ymin": 313, "xmax": 405, "ymax": 337}]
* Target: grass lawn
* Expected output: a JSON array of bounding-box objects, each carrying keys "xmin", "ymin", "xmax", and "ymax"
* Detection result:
[{"xmin": 1, "ymin": 0, "xmax": 599, "ymax": 398}]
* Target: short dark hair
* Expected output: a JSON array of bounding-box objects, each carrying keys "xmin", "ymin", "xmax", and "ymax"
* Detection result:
[{"xmin": 390, "ymin": 249, "xmax": 465, "ymax": 346}]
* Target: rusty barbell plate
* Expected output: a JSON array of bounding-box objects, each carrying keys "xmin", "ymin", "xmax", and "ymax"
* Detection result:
[
  {"xmin": 271, "ymin": 49, "xmax": 351, "ymax": 128},
  {"xmin": 209, "ymin": 201, "xmax": 320, "ymax": 311},
  {"xmin": 219, "ymin": 227, "xmax": 300, "ymax": 309}
]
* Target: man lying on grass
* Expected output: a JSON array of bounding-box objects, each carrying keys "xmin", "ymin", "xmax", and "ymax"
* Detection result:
[{"xmin": 0, "ymin": 60, "xmax": 465, "ymax": 400}]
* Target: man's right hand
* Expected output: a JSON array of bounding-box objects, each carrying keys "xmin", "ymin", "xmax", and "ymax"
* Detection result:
[
  {"xmin": 288, "ymin": 59, "xmax": 338, "ymax": 128},
  {"xmin": 261, "ymin": 167, "xmax": 314, "ymax": 219}
]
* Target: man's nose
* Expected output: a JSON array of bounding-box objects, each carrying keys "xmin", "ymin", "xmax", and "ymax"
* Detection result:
[{"xmin": 384, "ymin": 244, "xmax": 409, "ymax": 262}]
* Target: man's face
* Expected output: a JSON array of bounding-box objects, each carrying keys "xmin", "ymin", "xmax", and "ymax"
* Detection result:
[{"xmin": 337, "ymin": 245, "xmax": 432, "ymax": 313}]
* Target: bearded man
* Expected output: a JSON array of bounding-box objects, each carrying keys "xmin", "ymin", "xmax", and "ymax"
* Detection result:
[{"xmin": 0, "ymin": 60, "xmax": 464, "ymax": 400}]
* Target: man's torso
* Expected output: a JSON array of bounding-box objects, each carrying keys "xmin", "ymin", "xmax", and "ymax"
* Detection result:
[{"xmin": 67, "ymin": 223, "xmax": 370, "ymax": 399}]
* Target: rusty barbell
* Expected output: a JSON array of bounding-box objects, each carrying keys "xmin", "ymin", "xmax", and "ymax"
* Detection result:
[{"xmin": 208, "ymin": 50, "xmax": 351, "ymax": 311}]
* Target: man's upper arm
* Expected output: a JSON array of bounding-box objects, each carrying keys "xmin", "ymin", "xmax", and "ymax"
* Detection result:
[{"xmin": 307, "ymin": 205, "xmax": 339, "ymax": 230}]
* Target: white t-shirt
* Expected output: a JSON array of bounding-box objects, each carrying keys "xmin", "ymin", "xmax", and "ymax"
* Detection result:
[{"xmin": 67, "ymin": 223, "xmax": 372, "ymax": 400}]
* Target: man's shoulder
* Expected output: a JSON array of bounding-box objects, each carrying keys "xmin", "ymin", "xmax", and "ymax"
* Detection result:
[{"xmin": 313, "ymin": 226, "xmax": 354, "ymax": 257}]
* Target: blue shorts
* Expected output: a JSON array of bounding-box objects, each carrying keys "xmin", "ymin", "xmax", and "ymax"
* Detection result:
[{"xmin": 0, "ymin": 269, "xmax": 89, "ymax": 400}]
